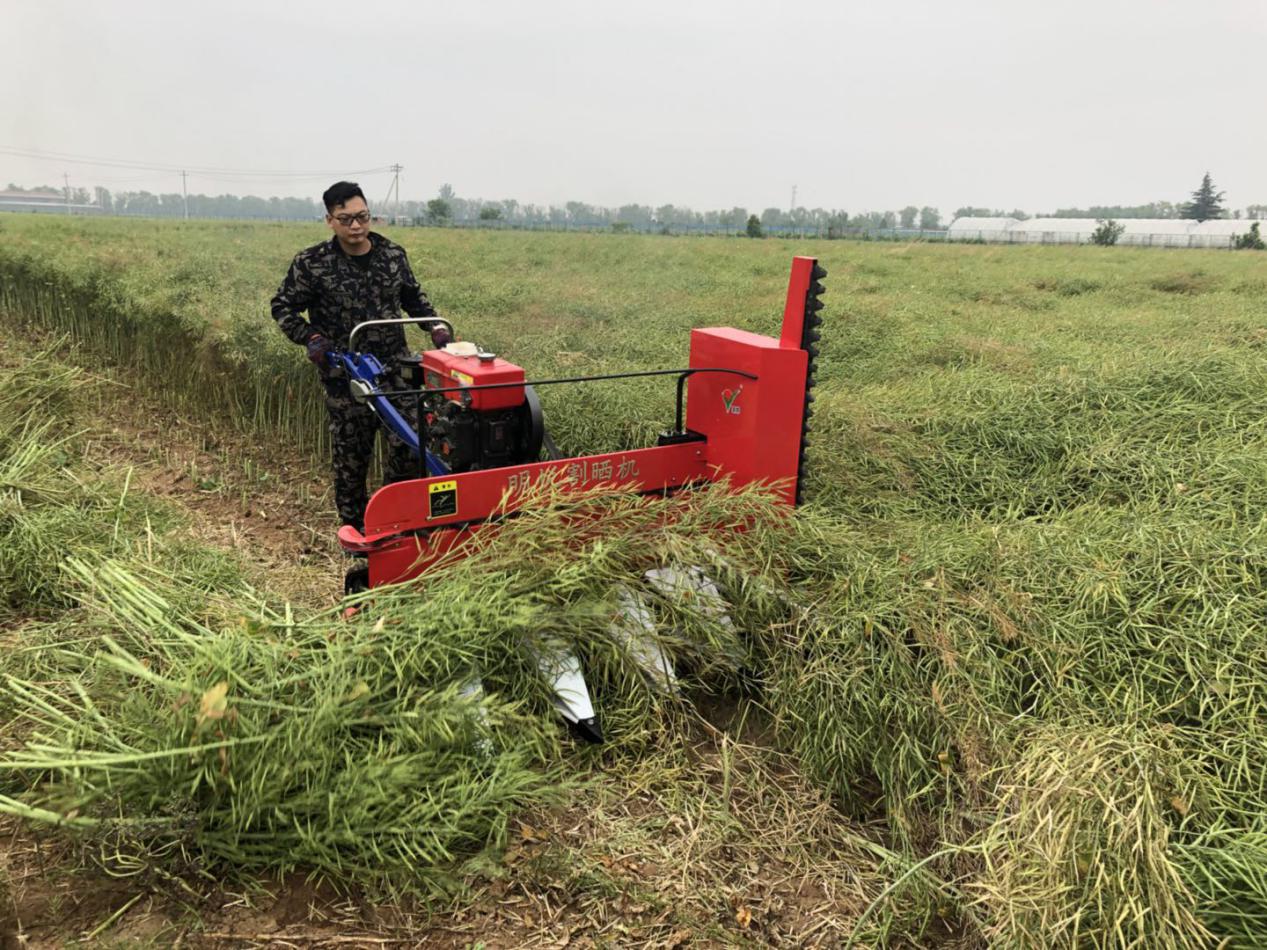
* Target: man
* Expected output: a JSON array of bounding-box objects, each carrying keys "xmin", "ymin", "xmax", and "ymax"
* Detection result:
[{"xmin": 271, "ymin": 181, "xmax": 450, "ymax": 534}]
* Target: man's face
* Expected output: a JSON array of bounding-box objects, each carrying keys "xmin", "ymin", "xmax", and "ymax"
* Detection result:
[{"xmin": 327, "ymin": 196, "xmax": 371, "ymax": 249}]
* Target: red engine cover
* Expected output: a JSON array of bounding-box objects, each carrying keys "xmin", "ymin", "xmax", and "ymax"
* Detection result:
[{"xmin": 422, "ymin": 348, "xmax": 525, "ymax": 410}]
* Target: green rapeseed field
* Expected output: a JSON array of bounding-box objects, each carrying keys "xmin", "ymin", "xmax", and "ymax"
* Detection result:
[{"xmin": 3, "ymin": 215, "xmax": 1266, "ymax": 946}]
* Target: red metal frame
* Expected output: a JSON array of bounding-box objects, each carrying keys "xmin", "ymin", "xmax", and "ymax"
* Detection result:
[{"xmin": 339, "ymin": 256, "xmax": 821, "ymax": 587}]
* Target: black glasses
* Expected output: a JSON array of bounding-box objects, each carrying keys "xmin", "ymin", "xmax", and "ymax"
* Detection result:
[{"xmin": 333, "ymin": 211, "xmax": 371, "ymax": 226}]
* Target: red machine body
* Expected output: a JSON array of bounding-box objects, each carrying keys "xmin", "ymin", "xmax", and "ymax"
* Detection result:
[
  {"xmin": 422, "ymin": 348, "xmax": 525, "ymax": 411},
  {"xmin": 339, "ymin": 256, "xmax": 825, "ymax": 588}
]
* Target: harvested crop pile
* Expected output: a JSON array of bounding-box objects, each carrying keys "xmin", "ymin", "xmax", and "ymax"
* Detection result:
[{"xmin": 0, "ymin": 349, "xmax": 562, "ymax": 896}]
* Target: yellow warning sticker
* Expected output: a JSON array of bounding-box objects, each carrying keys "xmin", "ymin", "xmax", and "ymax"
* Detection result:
[
  {"xmin": 452, "ymin": 371, "xmax": 474, "ymax": 386},
  {"xmin": 428, "ymin": 479, "xmax": 458, "ymax": 518}
]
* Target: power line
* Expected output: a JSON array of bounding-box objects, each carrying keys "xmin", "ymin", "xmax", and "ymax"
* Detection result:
[
  {"xmin": 75, "ymin": 173, "xmax": 174, "ymax": 184},
  {"xmin": 192, "ymin": 170, "xmax": 388, "ymax": 183},
  {"xmin": 0, "ymin": 145, "xmax": 393, "ymax": 179},
  {"xmin": 0, "ymin": 144, "xmax": 392, "ymax": 177}
]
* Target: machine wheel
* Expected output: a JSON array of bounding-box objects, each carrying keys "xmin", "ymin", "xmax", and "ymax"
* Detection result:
[
  {"xmin": 517, "ymin": 384, "xmax": 546, "ymax": 463},
  {"xmin": 344, "ymin": 564, "xmax": 370, "ymax": 596}
]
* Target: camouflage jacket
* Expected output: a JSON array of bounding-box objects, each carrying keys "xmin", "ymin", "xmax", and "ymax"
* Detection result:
[{"xmin": 270, "ymin": 232, "xmax": 438, "ymax": 359}]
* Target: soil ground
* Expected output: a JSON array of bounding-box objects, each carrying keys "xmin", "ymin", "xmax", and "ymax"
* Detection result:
[{"xmin": 1, "ymin": 330, "xmax": 885, "ymax": 948}]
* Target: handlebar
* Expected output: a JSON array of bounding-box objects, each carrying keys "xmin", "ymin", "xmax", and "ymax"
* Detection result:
[{"xmin": 348, "ymin": 316, "xmax": 455, "ymax": 353}]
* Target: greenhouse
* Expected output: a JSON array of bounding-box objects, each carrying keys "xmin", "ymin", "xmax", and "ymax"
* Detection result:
[{"xmin": 948, "ymin": 216, "xmax": 1258, "ymax": 248}]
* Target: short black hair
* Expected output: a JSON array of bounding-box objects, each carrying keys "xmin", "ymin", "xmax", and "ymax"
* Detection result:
[{"xmin": 323, "ymin": 181, "xmax": 366, "ymax": 212}]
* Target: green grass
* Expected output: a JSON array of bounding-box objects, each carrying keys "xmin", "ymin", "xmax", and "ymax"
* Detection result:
[
  {"xmin": 2, "ymin": 216, "xmax": 1261, "ymax": 458},
  {"xmin": 3, "ymin": 216, "xmax": 1267, "ymax": 945}
]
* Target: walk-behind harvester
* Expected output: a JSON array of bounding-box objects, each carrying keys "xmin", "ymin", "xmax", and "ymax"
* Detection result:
[{"xmin": 333, "ymin": 256, "xmax": 826, "ymax": 742}]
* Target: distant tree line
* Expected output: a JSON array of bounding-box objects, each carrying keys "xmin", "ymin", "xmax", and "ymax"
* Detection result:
[
  {"xmin": 3, "ymin": 182, "xmax": 324, "ymax": 219},
  {"xmin": 6, "ymin": 171, "xmax": 1262, "ymax": 232},
  {"xmin": 4, "ymin": 180, "xmax": 944, "ymax": 235},
  {"xmin": 100, "ymin": 189, "xmax": 321, "ymax": 219},
  {"xmin": 419, "ymin": 184, "xmax": 930, "ymax": 236},
  {"xmin": 1047, "ymin": 202, "xmax": 1265, "ymax": 220},
  {"xmin": 953, "ymin": 206, "xmax": 1033, "ymax": 221},
  {"xmin": 1045, "ymin": 175, "xmax": 1262, "ymax": 222}
]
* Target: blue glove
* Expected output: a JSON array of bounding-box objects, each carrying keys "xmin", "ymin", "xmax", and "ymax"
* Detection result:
[{"xmin": 306, "ymin": 333, "xmax": 332, "ymax": 367}]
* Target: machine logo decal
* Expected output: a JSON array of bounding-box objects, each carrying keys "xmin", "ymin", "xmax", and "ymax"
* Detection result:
[
  {"xmin": 428, "ymin": 479, "xmax": 458, "ymax": 518},
  {"xmin": 722, "ymin": 386, "xmax": 743, "ymax": 415},
  {"xmin": 562, "ymin": 455, "xmax": 642, "ymax": 484},
  {"xmin": 506, "ymin": 469, "xmax": 532, "ymax": 496},
  {"xmin": 506, "ymin": 455, "xmax": 643, "ymax": 499}
]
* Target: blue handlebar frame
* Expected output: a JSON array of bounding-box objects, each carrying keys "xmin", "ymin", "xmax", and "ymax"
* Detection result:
[{"xmin": 334, "ymin": 350, "xmax": 449, "ymax": 477}]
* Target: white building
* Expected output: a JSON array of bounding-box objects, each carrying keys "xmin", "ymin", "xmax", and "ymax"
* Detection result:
[
  {"xmin": 0, "ymin": 190, "xmax": 102, "ymax": 215},
  {"xmin": 948, "ymin": 216, "xmax": 1258, "ymax": 249}
]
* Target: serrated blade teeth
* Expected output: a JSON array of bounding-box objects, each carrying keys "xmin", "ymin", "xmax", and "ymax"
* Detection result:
[{"xmin": 795, "ymin": 257, "xmax": 826, "ymax": 509}]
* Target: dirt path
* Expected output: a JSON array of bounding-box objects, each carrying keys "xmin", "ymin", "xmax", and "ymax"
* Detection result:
[
  {"xmin": 2, "ymin": 330, "xmax": 882, "ymax": 948},
  {"xmin": 77, "ymin": 364, "xmax": 346, "ymax": 608}
]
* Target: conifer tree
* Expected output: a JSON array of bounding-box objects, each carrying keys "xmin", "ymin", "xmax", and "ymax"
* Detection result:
[{"xmin": 1181, "ymin": 172, "xmax": 1226, "ymax": 222}]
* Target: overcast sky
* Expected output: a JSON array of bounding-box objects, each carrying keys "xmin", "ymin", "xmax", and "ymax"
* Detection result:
[{"xmin": 5, "ymin": 0, "xmax": 1264, "ymax": 215}]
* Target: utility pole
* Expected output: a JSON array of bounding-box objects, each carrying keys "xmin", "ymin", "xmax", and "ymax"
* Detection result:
[
  {"xmin": 181, "ymin": 170, "xmax": 189, "ymax": 220},
  {"xmin": 790, "ymin": 184, "xmax": 797, "ymax": 212},
  {"xmin": 385, "ymin": 163, "xmax": 403, "ymax": 223},
  {"xmin": 64, "ymin": 172, "xmax": 71, "ymax": 214}
]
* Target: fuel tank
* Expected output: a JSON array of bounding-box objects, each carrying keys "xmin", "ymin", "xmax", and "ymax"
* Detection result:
[{"xmin": 422, "ymin": 344, "xmax": 525, "ymax": 411}]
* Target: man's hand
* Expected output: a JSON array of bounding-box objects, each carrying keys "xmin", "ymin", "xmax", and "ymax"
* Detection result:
[
  {"xmin": 430, "ymin": 324, "xmax": 452, "ymax": 349},
  {"xmin": 306, "ymin": 333, "xmax": 333, "ymax": 367}
]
